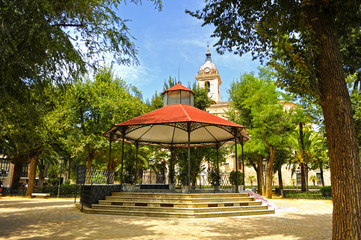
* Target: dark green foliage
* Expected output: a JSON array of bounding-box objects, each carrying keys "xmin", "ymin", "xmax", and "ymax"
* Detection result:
[
  {"xmin": 187, "ymin": 1, "xmax": 361, "ymax": 99},
  {"xmin": 320, "ymin": 186, "xmax": 332, "ymax": 197},
  {"xmin": 284, "ymin": 191, "xmax": 332, "ymax": 200},
  {"xmin": 192, "ymin": 82, "xmax": 212, "ymax": 111},
  {"xmin": 35, "ymin": 184, "xmax": 78, "ymax": 196},
  {"xmin": 177, "ymin": 172, "xmax": 188, "ymax": 186},
  {"xmin": 207, "ymin": 169, "xmax": 220, "ymax": 187},
  {"xmin": 1, "ymin": 0, "xmax": 162, "ymax": 105},
  {"xmin": 229, "ymin": 171, "xmax": 244, "ymax": 186}
]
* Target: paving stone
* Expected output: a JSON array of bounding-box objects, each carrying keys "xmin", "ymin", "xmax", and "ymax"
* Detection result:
[{"xmin": 0, "ymin": 197, "xmax": 332, "ymax": 239}]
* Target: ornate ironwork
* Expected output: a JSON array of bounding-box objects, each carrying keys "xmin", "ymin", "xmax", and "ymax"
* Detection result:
[{"xmin": 85, "ymin": 170, "xmax": 115, "ymax": 184}]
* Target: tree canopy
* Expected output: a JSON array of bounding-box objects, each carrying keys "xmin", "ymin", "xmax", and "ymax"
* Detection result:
[
  {"xmin": 188, "ymin": 1, "xmax": 361, "ymax": 237},
  {"xmin": 228, "ymin": 68, "xmax": 293, "ymax": 197},
  {"xmin": 1, "ymin": 0, "xmax": 161, "ymax": 106}
]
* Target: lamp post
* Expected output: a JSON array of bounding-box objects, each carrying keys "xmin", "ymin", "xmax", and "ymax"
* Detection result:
[
  {"xmin": 296, "ymin": 166, "xmax": 301, "ymax": 190},
  {"xmin": 262, "ymin": 158, "xmax": 267, "ymax": 194},
  {"xmin": 149, "ymin": 158, "xmax": 154, "ymax": 184},
  {"xmin": 57, "ymin": 157, "xmax": 64, "ymax": 198}
]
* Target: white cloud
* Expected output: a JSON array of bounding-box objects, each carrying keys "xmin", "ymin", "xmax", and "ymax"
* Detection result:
[{"xmin": 112, "ymin": 62, "xmax": 152, "ymax": 87}]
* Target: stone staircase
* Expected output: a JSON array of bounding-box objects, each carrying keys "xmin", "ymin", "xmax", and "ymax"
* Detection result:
[{"xmin": 80, "ymin": 192, "xmax": 275, "ymax": 218}]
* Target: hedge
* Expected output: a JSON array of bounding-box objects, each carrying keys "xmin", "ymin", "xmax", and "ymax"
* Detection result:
[{"xmin": 320, "ymin": 186, "xmax": 332, "ymax": 197}]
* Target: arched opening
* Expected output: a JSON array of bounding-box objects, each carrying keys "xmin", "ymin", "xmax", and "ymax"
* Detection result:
[{"xmin": 205, "ymin": 81, "xmax": 210, "ymax": 93}]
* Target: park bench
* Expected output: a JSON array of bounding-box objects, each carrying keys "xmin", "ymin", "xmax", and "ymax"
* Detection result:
[{"xmin": 31, "ymin": 193, "xmax": 50, "ymax": 198}]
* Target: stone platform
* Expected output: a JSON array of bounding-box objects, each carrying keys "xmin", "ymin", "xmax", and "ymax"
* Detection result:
[{"xmin": 78, "ymin": 192, "xmax": 275, "ymax": 218}]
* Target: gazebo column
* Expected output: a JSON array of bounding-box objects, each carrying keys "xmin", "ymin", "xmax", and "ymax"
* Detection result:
[
  {"xmin": 187, "ymin": 122, "xmax": 191, "ymax": 193},
  {"xmin": 135, "ymin": 141, "xmax": 139, "ymax": 184},
  {"xmin": 234, "ymin": 128, "xmax": 239, "ymax": 193},
  {"xmin": 169, "ymin": 146, "xmax": 174, "ymax": 184},
  {"xmin": 107, "ymin": 132, "xmax": 113, "ymax": 185},
  {"xmin": 216, "ymin": 142, "xmax": 220, "ymax": 188},
  {"xmin": 120, "ymin": 127, "xmax": 126, "ymax": 191},
  {"xmin": 241, "ymin": 136, "xmax": 245, "ymax": 188}
]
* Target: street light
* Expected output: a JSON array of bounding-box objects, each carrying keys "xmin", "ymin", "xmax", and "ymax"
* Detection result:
[
  {"xmin": 57, "ymin": 157, "xmax": 64, "ymax": 198},
  {"xmin": 296, "ymin": 166, "xmax": 301, "ymax": 190},
  {"xmin": 149, "ymin": 158, "xmax": 154, "ymax": 184},
  {"xmin": 263, "ymin": 158, "xmax": 267, "ymax": 193}
]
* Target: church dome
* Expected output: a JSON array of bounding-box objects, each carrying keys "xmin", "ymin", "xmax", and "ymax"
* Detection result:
[
  {"xmin": 199, "ymin": 61, "xmax": 217, "ymax": 71},
  {"xmin": 199, "ymin": 45, "xmax": 218, "ymax": 73}
]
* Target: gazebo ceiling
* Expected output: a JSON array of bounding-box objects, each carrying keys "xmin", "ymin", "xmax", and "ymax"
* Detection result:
[{"xmin": 103, "ymin": 104, "xmax": 249, "ymax": 147}]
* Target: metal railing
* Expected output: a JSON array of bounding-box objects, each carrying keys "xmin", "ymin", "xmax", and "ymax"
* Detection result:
[
  {"xmin": 85, "ymin": 170, "xmax": 115, "ymax": 184},
  {"xmin": 190, "ymin": 172, "xmax": 233, "ymax": 192},
  {"xmin": 82, "ymin": 169, "xmax": 235, "ymax": 191}
]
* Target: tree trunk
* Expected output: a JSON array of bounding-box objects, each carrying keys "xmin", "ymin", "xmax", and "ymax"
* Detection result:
[
  {"xmin": 37, "ymin": 160, "xmax": 45, "ymax": 189},
  {"xmin": 266, "ymin": 146, "xmax": 276, "ymax": 198},
  {"xmin": 303, "ymin": 3, "xmax": 361, "ymax": 238},
  {"xmin": 256, "ymin": 157, "xmax": 265, "ymax": 195},
  {"xmin": 319, "ymin": 164, "xmax": 325, "ymax": 187},
  {"xmin": 10, "ymin": 161, "xmax": 23, "ymax": 190},
  {"xmin": 25, "ymin": 155, "xmax": 39, "ymax": 197},
  {"xmin": 67, "ymin": 155, "xmax": 71, "ymax": 180},
  {"xmin": 85, "ymin": 150, "xmax": 100, "ymax": 184},
  {"xmin": 278, "ymin": 167, "xmax": 283, "ymax": 191},
  {"xmin": 299, "ymin": 123, "xmax": 309, "ymax": 193}
]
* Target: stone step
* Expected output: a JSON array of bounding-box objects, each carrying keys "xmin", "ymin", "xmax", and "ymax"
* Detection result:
[
  {"xmin": 97, "ymin": 200, "xmax": 262, "ymax": 208},
  {"xmin": 105, "ymin": 195, "xmax": 255, "ymax": 203},
  {"xmin": 111, "ymin": 192, "xmax": 249, "ymax": 198},
  {"xmin": 91, "ymin": 204, "xmax": 269, "ymax": 213},
  {"xmin": 80, "ymin": 206, "xmax": 275, "ymax": 218}
]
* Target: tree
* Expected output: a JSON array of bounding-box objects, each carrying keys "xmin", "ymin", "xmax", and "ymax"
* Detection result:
[
  {"xmin": 248, "ymin": 175, "xmax": 256, "ymax": 186},
  {"xmin": 310, "ymin": 175, "xmax": 319, "ymax": 187},
  {"xmin": 0, "ymin": 81, "xmax": 62, "ymax": 196},
  {"xmin": 188, "ymin": 2, "xmax": 361, "ymax": 237},
  {"xmin": 1, "ymin": 0, "xmax": 162, "ymax": 106},
  {"xmin": 234, "ymin": 137, "xmax": 268, "ymax": 195},
  {"xmin": 228, "ymin": 68, "xmax": 293, "ymax": 198},
  {"xmin": 61, "ymin": 68, "xmax": 147, "ymax": 173}
]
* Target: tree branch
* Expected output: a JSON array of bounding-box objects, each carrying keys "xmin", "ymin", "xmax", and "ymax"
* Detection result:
[{"xmin": 53, "ymin": 23, "xmax": 86, "ymax": 28}]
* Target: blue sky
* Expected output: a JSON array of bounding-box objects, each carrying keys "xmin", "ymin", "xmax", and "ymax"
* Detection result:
[{"xmin": 112, "ymin": 1, "xmax": 261, "ymax": 102}]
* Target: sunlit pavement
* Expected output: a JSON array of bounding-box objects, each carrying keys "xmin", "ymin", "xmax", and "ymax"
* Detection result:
[{"xmin": 0, "ymin": 197, "xmax": 332, "ymax": 240}]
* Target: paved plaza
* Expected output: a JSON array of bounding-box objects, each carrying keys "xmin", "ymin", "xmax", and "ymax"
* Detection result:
[{"xmin": 0, "ymin": 197, "xmax": 332, "ymax": 240}]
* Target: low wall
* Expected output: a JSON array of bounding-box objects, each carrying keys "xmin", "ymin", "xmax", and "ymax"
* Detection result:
[{"xmin": 81, "ymin": 184, "xmax": 121, "ymax": 207}]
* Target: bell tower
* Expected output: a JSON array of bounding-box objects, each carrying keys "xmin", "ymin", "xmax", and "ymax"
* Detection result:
[{"xmin": 195, "ymin": 44, "xmax": 222, "ymax": 103}]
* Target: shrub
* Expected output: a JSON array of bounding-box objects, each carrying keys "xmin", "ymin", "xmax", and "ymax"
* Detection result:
[
  {"xmin": 177, "ymin": 172, "xmax": 188, "ymax": 186},
  {"xmin": 207, "ymin": 170, "xmax": 220, "ymax": 186},
  {"xmin": 229, "ymin": 171, "xmax": 244, "ymax": 186},
  {"xmin": 320, "ymin": 186, "xmax": 332, "ymax": 197},
  {"xmin": 35, "ymin": 184, "xmax": 78, "ymax": 196}
]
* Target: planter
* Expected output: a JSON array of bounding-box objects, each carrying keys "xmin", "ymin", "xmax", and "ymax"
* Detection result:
[
  {"xmin": 169, "ymin": 183, "xmax": 175, "ymax": 192},
  {"xmin": 122, "ymin": 184, "xmax": 136, "ymax": 192},
  {"xmin": 232, "ymin": 185, "xmax": 244, "ymax": 193},
  {"xmin": 181, "ymin": 185, "xmax": 190, "ymax": 193}
]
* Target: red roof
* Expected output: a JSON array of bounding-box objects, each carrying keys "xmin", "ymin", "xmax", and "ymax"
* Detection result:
[
  {"xmin": 161, "ymin": 84, "xmax": 195, "ymax": 95},
  {"xmin": 116, "ymin": 104, "xmax": 241, "ymax": 128}
]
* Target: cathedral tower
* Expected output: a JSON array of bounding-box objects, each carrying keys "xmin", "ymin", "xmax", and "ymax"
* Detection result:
[{"xmin": 195, "ymin": 45, "xmax": 222, "ymax": 103}]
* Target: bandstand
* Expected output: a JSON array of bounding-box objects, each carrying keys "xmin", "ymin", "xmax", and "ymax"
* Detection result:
[{"xmin": 78, "ymin": 84, "xmax": 275, "ymax": 217}]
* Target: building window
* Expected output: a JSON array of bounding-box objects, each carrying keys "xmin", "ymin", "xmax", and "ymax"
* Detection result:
[
  {"xmin": 316, "ymin": 173, "xmax": 322, "ymax": 186},
  {"xmin": 0, "ymin": 159, "xmax": 10, "ymax": 177},
  {"xmin": 21, "ymin": 163, "xmax": 28, "ymax": 178}
]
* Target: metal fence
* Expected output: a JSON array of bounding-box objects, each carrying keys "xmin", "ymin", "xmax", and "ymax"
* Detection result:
[
  {"xmin": 83, "ymin": 169, "xmax": 235, "ymax": 190},
  {"xmin": 85, "ymin": 169, "xmax": 115, "ymax": 184},
  {"xmin": 190, "ymin": 172, "xmax": 233, "ymax": 192},
  {"xmin": 142, "ymin": 171, "xmax": 168, "ymax": 184}
]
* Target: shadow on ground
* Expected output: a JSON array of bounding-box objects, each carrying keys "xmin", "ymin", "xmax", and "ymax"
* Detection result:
[{"xmin": 0, "ymin": 198, "xmax": 332, "ymax": 240}]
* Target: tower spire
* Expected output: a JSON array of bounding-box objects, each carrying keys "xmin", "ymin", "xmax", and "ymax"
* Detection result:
[{"xmin": 206, "ymin": 42, "xmax": 211, "ymax": 61}]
